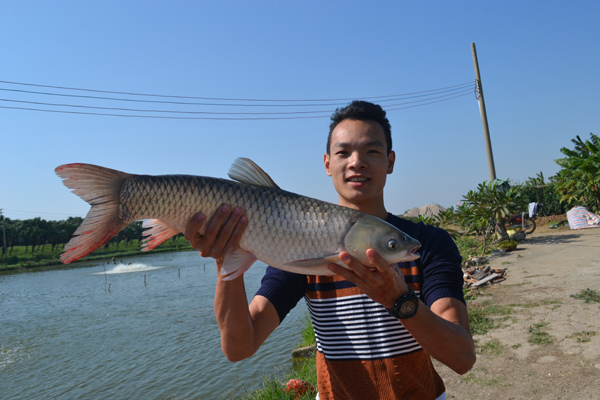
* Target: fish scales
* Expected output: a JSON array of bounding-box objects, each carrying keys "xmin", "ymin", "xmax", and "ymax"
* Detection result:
[
  {"xmin": 118, "ymin": 174, "xmax": 359, "ymax": 266},
  {"xmin": 55, "ymin": 159, "xmax": 421, "ymax": 277}
]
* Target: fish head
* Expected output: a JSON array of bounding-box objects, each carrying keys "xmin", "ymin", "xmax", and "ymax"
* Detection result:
[{"xmin": 344, "ymin": 215, "xmax": 421, "ymax": 266}]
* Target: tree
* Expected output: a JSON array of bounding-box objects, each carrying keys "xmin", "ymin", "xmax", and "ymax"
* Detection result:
[
  {"xmin": 554, "ymin": 133, "xmax": 600, "ymax": 212},
  {"xmin": 514, "ymin": 172, "xmax": 566, "ymax": 216},
  {"xmin": 457, "ymin": 180, "xmax": 526, "ymax": 251}
]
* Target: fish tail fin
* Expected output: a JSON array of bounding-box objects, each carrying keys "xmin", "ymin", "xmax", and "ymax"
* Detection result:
[{"xmin": 55, "ymin": 163, "xmax": 131, "ymax": 263}]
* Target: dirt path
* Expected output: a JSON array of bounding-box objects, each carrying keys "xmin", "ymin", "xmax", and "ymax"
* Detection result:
[{"xmin": 436, "ymin": 226, "xmax": 600, "ymax": 399}]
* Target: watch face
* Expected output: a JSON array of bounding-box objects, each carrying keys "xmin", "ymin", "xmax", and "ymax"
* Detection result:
[{"xmin": 401, "ymin": 302, "xmax": 416, "ymax": 315}]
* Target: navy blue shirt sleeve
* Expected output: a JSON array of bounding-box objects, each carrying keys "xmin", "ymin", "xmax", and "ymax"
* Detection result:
[
  {"xmin": 388, "ymin": 214, "xmax": 465, "ymax": 307},
  {"xmin": 418, "ymin": 225, "xmax": 465, "ymax": 306},
  {"xmin": 255, "ymin": 266, "xmax": 307, "ymax": 324}
]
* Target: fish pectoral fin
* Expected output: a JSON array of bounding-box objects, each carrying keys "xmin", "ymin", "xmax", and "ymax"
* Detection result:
[
  {"xmin": 141, "ymin": 219, "xmax": 180, "ymax": 251},
  {"xmin": 227, "ymin": 157, "xmax": 280, "ymax": 189},
  {"xmin": 220, "ymin": 249, "xmax": 258, "ymax": 281},
  {"xmin": 284, "ymin": 254, "xmax": 343, "ymax": 268}
]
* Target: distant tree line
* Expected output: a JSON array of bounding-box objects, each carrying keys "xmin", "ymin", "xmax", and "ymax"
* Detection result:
[{"xmin": 0, "ymin": 216, "xmax": 144, "ymax": 258}]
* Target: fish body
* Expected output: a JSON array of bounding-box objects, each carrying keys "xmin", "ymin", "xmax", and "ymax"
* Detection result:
[{"xmin": 55, "ymin": 158, "xmax": 420, "ymax": 279}]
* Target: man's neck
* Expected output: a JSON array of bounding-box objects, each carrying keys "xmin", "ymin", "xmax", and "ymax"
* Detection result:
[{"xmin": 339, "ymin": 199, "xmax": 389, "ymax": 220}]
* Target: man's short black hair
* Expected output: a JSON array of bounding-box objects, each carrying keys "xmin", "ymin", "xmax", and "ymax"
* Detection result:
[{"xmin": 327, "ymin": 100, "xmax": 392, "ymax": 154}]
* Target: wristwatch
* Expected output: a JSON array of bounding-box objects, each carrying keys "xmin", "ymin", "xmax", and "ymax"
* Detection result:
[{"xmin": 386, "ymin": 286, "xmax": 419, "ymax": 319}]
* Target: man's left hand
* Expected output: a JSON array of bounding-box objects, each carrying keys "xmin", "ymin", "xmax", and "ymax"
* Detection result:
[{"xmin": 327, "ymin": 249, "xmax": 410, "ymax": 309}]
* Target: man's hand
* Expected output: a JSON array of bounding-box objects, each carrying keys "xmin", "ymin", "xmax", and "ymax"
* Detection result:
[
  {"xmin": 184, "ymin": 205, "xmax": 247, "ymax": 262},
  {"xmin": 327, "ymin": 249, "xmax": 410, "ymax": 309}
]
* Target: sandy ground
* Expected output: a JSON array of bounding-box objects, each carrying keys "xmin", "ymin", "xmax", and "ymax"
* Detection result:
[{"xmin": 435, "ymin": 225, "xmax": 600, "ymax": 399}]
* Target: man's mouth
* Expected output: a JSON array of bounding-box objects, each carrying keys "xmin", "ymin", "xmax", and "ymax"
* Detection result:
[{"xmin": 347, "ymin": 176, "xmax": 369, "ymax": 183}]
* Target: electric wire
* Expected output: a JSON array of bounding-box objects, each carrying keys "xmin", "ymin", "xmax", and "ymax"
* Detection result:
[
  {"xmin": 0, "ymin": 79, "xmax": 473, "ymax": 102},
  {"xmin": 0, "ymin": 80, "xmax": 476, "ymax": 119},
  {"xmin": 0, "ymin": 84, "xmax": 473, "ymax": 107},
  {"xmin": 0, "ymin": 88, "xmax": 473, "ymax": 116}
]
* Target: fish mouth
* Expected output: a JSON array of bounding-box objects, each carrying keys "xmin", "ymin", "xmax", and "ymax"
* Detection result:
[{"xmin": 406, "ymin": 244, "xmax": 421, "ymax": 259}]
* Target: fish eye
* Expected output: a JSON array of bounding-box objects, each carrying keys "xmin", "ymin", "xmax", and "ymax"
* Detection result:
[{"xmin": 387, "ymin": 239, "xmax": 399, "ymax": 251}]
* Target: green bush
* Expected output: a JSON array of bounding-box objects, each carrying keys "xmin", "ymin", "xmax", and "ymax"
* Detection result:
[{"xmin": 514, "ymin": 179, "xmax": 566, "ymax": 216}]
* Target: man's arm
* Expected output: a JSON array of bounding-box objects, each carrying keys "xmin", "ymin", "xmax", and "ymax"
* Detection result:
[
  {"xmin": 329, "ymin": 249, "xmax": 476, "ymax": 374},
  {"xmin": 184, "ymin": 206, "xmax": 280, "ymax": 362}
]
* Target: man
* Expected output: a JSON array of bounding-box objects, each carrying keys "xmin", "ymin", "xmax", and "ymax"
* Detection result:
[{"xmin": 185, "ymin": 101, "xmax": 475, "ymax": 399}]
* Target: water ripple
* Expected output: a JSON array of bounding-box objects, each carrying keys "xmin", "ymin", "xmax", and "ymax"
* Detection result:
[{"xmin": 0, "ymin": 252, "xmax": 307, "ymax": 399}]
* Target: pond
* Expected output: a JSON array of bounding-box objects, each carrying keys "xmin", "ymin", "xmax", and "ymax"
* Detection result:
[{"xmin": 0, "ymin": 251, "xmax": 308, "ymax": 399}]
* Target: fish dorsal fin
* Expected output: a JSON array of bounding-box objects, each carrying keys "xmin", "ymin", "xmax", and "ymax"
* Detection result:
[{"xmin": 228, "ymin": 157, "xmax": 280, "ymax": 189}]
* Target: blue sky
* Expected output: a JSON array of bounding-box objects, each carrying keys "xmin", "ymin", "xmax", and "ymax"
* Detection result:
[{"xmin": 1, "ymin": 1, "xmax": 598, "ymax": 221}]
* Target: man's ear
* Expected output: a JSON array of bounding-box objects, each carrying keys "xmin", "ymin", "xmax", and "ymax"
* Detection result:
[
  {"xmin": 387, "ymin": 150, "xmax": 396, "ymax": 174},
  {"xmin": 324, "ymin": 153, "xmax": 332, "ymax": 176}
]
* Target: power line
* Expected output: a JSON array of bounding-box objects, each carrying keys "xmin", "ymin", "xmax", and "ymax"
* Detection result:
[
  {"xmin": 0, "ymin": 79, "xmax": 476, "ymax": 120},
  {"xmin": 0, "ymin": 79, "xmax": 474, "ymax": 102},
  {"xmin": 0, "ymin": 84, "xmax": 473, "ymax": 107},
  {"xmin": 0, "ymin": 88, "xmax": 473, "ymax": 116},
  {"xmin": 0, "ymin": 105, "xmax": 328, "ymax": 120},
  {"xmin": 0, "ymin": 92, "xmax": 473, "ymax": 120}
]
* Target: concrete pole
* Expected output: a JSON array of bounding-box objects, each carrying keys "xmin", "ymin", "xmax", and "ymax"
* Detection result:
[{"xmin": 471, "ymin": 43, "xmax": 497, "ymax": 181}]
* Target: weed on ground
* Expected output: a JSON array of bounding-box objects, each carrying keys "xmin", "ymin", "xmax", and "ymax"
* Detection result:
[
  {"xmin": 570, "ymin": 288, "xmax": 600, "ymax": 303},
  {"xmin": 528, "ymin": 322, "xmax": 555, "ymax": 345}
]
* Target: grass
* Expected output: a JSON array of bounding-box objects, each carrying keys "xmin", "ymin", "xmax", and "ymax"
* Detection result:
[
  {"xmin": 528, "ymin": 322, "xmax": 555, "ymax": 345},
  {"xmin": 298, "ymin": 314, "xmax": 316, "ymax": 348},
  {"xmin": 570, "ymin": 288, "xmax": 600, "ymax": 303},
  {"xmin": 510, "ymin": 299, "xmax": 562, "ymax": 310},
  {"xmin": 238, "ymin": 315, "xmax": 317, "ymax": 400},
  {"xmin": 479, "ymin": 339, "xmax": 503, "ymax": 355},
  {"xmin": 461, "ymin": 372, "xmax": 506, "ymax": 388},
  {"xmin": 568, "ymin": 331, "xmax": 597, "ymax": 343},
  {"xmin": 468, "ymin": 300, "xmax": 513, "ymax": 335}
]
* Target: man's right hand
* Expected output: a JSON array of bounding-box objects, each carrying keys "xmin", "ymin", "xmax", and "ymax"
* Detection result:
[{"xmin": 184, "ymin": 205, "xmax": 248, "ymax": 262}]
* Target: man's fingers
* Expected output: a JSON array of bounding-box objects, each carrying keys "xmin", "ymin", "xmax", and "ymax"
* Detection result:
[
  {"xmin": 338, "ymin": 251, "xmax": 377, "ymax": 279},
  {"xmin": 365, "ymin": 249, "xmax": 390, "ymax": 273},
  {"xmin": 210, "ymin": 206, "xmax": 246, "ymax": 257},
  {"xmin": 184, "ymin": 212, "xmax": 206, "ymax": 247}
]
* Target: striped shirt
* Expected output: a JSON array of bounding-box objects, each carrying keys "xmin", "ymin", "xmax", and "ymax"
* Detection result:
[{"xmin": 256, "ymin": 214, "xmax": 464, "ymax": 399}]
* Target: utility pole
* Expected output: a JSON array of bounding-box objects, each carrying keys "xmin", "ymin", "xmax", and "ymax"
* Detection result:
[{"xmin": 471, "ymin": 43, "xmax": 497, "ymax": 181}]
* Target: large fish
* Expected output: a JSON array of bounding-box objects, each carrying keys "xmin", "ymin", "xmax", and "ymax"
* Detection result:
[{"xmin": 55, "ymin": 158, "xmax": 420, "ymax": 279}]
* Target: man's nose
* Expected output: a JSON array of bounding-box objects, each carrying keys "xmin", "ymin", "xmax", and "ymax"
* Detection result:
[{"xmin": 348, "ymin": 152, "xmax": 367, "ymax": 169}]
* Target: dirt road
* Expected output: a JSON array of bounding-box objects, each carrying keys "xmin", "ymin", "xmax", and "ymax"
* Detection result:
[{"xmin": 436, "ymin": 226, "xmax": 600, "ymax": 399}]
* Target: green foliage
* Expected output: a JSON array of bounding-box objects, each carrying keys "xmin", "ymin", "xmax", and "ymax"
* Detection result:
[
  {"xmin": 554, "ymin": 133, "xmax": 600, "ymax": 212},
  {"xmin": 239, "ymin": 317, "xmax": 317, "ymax": 400},
  {"xmin": 299, "ymin": 314, "xmax": 316, "ymax": 347},
  {"xmin": 513, "ymin": 173, "xmax": 567, "ymax": 216},
  {"xmin": 480, "ymin": 339, "xmax": 503, "ymax": 356},
  {"xmin": 468, "ymin": 301, "xmax": 513, "ymax": 335},
  {"xmin": 570, "ymin": 288, "xmax": 600, "ymax": 303},
  {"xmin": 416, "ymin": 214, "xmax": 435, "ymax": 226},
  {"xmin": 453, "ymin": 235, "xmax": 487, "ymax": 259},
  {"xmin": 455, "ymin": 180, "xmax": 526, "ymax": 252},
  {"xmin": 528, "ymin": 322, "xmax": 555, "ymax": 345},
  {"xmin": 433, "ymin": 206, "xmax": 457, "ymax": 229},
  {"xmin": 0, "ymin": 234, "xmax": 193, "ymax": 270}
]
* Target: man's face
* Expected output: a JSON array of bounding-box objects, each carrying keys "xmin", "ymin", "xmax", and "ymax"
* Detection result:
[{"xmin": 324, "ymin": 119, "xmax": 395, "ymax": 210}]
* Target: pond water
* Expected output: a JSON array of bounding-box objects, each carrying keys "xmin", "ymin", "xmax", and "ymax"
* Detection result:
[{"xmin": 0, "ymin": 251, "xmax": 308, "ymax": 399}]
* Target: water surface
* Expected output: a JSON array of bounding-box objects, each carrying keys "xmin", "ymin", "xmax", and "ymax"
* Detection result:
[{"xmin": 1, "ymin": 252, "xmax": 308, "ymax": 399}]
